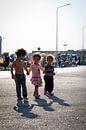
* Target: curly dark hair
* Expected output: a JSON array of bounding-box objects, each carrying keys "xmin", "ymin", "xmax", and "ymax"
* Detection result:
[{"xmin": 15, "ymin": 48, "xmax": 27, "ymax": 57}]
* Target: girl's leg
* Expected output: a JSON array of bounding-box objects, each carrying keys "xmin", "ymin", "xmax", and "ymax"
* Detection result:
[
  {"xmin": 44, "ymin": 77, "xmax": 48, "ymax": 94},
  {"xmin": 34, "ymin": 85, "xmax": 38, "ymax": 95},
  {"xmin": 34, "ymin": 85, "xmax": 40, "ymax": 99},
  {"xmin": 48, "ymin": 78, "xmax": 54, "ymax": 96},
  {"xmin": 49, "ymin": 78, "xmax": 54, "ymax": 93}
]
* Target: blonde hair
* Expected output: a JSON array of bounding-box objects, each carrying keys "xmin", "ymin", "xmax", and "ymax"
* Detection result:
[
  {"xmin": 33, "ymin": 53, "xmax": 41, "ymax": 60},
  {"xmin": 47, "ymin": 54, "xmax": 54, "ymax": 61}
]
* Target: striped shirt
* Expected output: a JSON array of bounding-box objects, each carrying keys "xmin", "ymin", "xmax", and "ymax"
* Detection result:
[{"xmin": 44, "ymin": 64, "xmax": 55, "ymax": 78}]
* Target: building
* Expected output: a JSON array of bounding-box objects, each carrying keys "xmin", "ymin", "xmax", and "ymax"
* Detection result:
[{"xmin": 32, "ymin": 49, "xmax": 86, "ymax": 65}]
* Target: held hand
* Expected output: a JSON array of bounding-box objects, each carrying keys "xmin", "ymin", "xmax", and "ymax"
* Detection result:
[
  {"xmin": 26, "ymin": 72, "xmax": 30, "ymax": 75},
  {"xmin": 42, "ymin": 68, "xmax": 45, "ymax": 74},
  {"xmin": 53, "ymin": 72, "xmax": 56, "ymax": 75}
]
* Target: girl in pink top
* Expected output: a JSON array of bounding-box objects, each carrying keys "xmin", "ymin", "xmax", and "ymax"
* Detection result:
[{"xmin": 28, "ymin": 53, "xmax": 44, "ymax": 99}]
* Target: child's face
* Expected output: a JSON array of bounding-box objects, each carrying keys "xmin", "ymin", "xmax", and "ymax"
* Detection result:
[
  {"xmin": 33, "ymin": 56, "xmax": 40, "ymax": 64},
  {"xmin": 18, "ymin": 56, "xmax": 25, "ymax": 61},
  {"xmin": 47, "ymin": 58, "xmax": 53, "ymax": 64}
]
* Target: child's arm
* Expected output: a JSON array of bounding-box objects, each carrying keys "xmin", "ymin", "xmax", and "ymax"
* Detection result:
[
  {"xmin": 11, "ymin": 63, "xmax": 15, "ymax": 79},
  {"xmin": 28, "ymin": 66, "xmax": 32, "ymax": 73},
  {"xmin": 24, "ymin": 65, "xmax": 32, "ymax": 75},
  {"xmin": 23, "ymin": 64, "xmax": 29, "ymax": 75},
  {"xmin": 53, "ymin": 67, "xmax": 56, "ymax": 75},
  {"xmin": 40, "ymin": 65, "xmax": 45, "ymax": 73}
]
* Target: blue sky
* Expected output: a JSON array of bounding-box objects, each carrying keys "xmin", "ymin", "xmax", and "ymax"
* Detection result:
[{"xmin": 0, "ymin": 0, "xmax": 86, "ymax": 54}]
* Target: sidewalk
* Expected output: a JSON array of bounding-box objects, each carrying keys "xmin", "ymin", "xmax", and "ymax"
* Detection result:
[{"xmin": 0, "ymin": 66, "xmax": 86, "ymax": 130}]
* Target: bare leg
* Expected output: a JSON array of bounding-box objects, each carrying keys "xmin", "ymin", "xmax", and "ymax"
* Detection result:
[{"xmin": 34, "ymin": 85, "xmax": 40, "ymax": 99}]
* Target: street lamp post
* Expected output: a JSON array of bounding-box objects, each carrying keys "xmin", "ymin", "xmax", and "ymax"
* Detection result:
[
  {"xmin": 56, "ymin": 3, "xmax": 70, "ymax": 56},
  {"xmin": 0, "ymin": 36, "xmax": 2, "ymax": 55},
  {"xmin": 82, "ymin": 25, "xmax": 86, "ymax": 50}
]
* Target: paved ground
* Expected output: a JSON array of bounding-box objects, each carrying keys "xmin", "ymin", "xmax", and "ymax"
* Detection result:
[{"xmin": 0, "ymin": 66, "xmax": 86, "ymax": 130}]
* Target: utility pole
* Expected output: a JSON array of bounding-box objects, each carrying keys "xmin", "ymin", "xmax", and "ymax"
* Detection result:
[{"xmin": 0, "ymin": 36, "xmax": 2, "ymax": 55}]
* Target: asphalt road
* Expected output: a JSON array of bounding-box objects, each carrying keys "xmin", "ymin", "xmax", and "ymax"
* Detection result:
[{"xmin": 0, "ymin": 66, "xmax": 86, "ymax": 130}]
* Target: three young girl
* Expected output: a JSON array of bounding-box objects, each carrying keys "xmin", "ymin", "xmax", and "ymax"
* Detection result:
[{"xmin": 11, "ymin": 49, "xmax": 55, "ymax": 100}]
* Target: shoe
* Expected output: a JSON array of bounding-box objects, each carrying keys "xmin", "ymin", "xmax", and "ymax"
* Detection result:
[
  {"xmin": 44, "ymin": 93, "xmax": 49, "ymax": 96},
  {"xmin": 24, "ymin": 100, "xmax": 29, "ymax": 106},
  {"xmin": 23, "ymin": 97, "xmax": 28, "ymax": 101},
  {"xmin": 33, "ymin": 91, "xmax": 40, "ymax": 99},
  {"xmin": 17, "ymin": 97, "xmax": 23, "ymax": 101},
  {"xmin": 44, "ymin": 91, "xmax": 50, "ymax": 96},
  {"xmin": 49, "ymin": 92, "xmax": 54, "ymax": 96},
  {"xmin": 33, "ymin": 93, "xmax": 40, "ymax": 99},
  {"xmin": 17, "ymin": 98, "xmax": 23, "ymax": 104},
  {"xmin": 35, "ymin": 95, "xmax": 40, "ymax": 99}
]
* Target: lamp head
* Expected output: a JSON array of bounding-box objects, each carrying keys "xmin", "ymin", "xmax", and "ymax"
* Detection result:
[{"xmin": 66, "ymin": 3, "xmax": 71, "ymax": 6}]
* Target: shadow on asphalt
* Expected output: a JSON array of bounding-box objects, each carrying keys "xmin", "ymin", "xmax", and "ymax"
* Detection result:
[
  {"xmin": 33, "ymin": 98, "xmax": 55, "ymax": 111},
  {"xmin": 13, "ymin": 100, "xmax": 38, "ymax": 119},
  {"xmin": 48, "ymin": 95, "xmax": 70, "ymax": 106}
]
